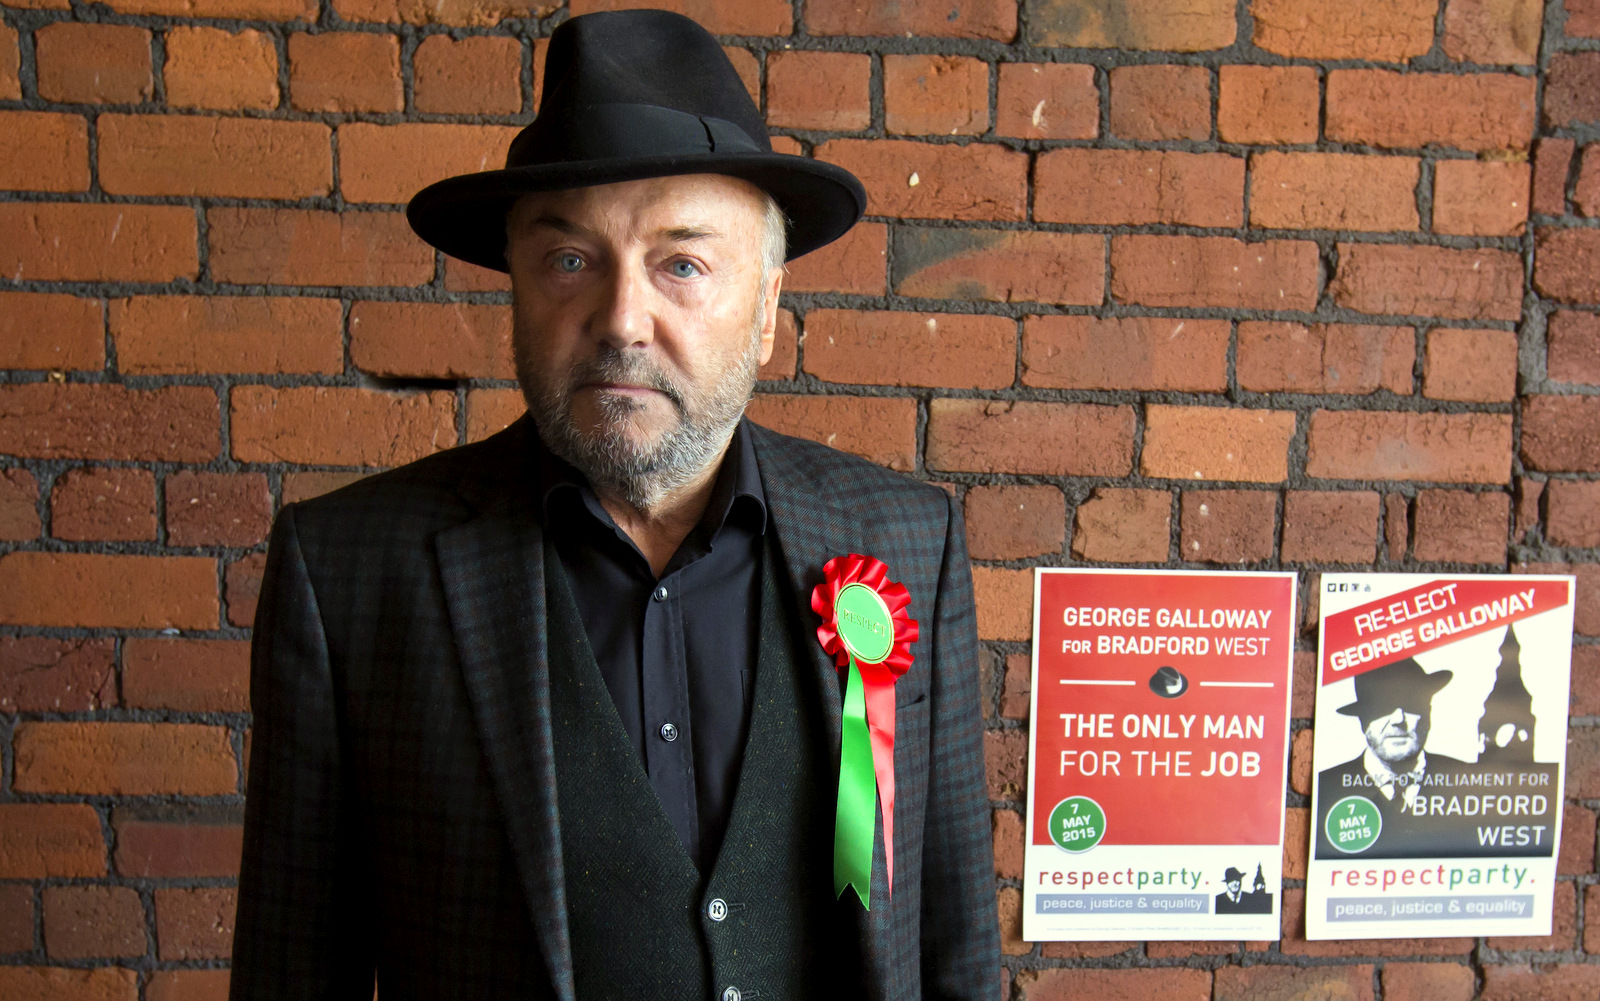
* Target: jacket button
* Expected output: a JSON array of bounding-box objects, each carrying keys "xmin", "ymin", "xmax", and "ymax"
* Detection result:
[
  {"xmin": 659, "ymin": 722, "xmax": 678, "ymax": 742},
  {"xmin": 722, "ymin": 988, "xmax": 740, "ymax": 1001},
  {"xmin": 708, "ymin": 898, "xmax": 727, "ymax": 921},
  {"xmin": 654, "ymin": 586, "xmax": 669, "ymax": 601}
]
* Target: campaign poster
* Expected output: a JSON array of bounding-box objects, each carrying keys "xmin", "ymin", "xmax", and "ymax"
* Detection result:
[
  {"xmin": 1023, "ymin": 569, "xmax": 1297, "ymax": 941},
  {"xmin": 1307, "ymin": 573, "xmax": 1575, "ymax": 940}
]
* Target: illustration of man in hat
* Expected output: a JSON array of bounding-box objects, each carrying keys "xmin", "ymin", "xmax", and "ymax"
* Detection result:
[
  {"xmin": 1213, "ymin": 865, "xmax": 1272, "ymax": 914},
  {"xmin": 230, "ymin": 10, "xmax": 997, "ymax": 1001}
]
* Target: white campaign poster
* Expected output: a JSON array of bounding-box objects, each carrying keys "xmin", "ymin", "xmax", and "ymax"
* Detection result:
[
  {"xmin": 1023, "ymin": 569, "xmax": 1296, "ymax": 941},
  {"xmin": 1307, "ymin": 573, "xmax": 1575, "ymax": 939}
]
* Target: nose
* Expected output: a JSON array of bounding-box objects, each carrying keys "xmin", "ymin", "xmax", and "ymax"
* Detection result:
[{"xmin": 591, "ymin": 261, "xmax": 654, "ymax": 350}]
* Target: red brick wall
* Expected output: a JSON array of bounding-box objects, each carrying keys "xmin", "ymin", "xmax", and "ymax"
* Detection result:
[{"xmin": 1, "ymin": 0, "xmax": 1598, "ymax": 995}]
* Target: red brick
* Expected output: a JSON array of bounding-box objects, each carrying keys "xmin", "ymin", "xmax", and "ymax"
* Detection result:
[
  {"xmin": 1215, "ymin": 964, "xmax": 1374, "ymax": 1001},
  {"xmin": 0, "ymin": 384, "xmax": 218, "ymax": 462},
  {"xmin": 1282, "ymin": 490, "xmax": 1379, "ymax": 563},
  {"xmin": 1327, "ymin": 70, "xmax": 1536, "ymax": 151},
  {"xmin": 289, "ymin": 31, "xmax": 401, "ymax": 113},
  {"xmin": 349, "ymin": 301, "xmax": 513, "ymax": 380},
  {"xmin": 995, "ymin": 62, "xmax": 1097, "ymax": 140},
  {"xmin": 815, "ymin": 139, "xmax": 1028, "ymax": 221},
  {"xmin": 566, "ymin": 0, "xmax": 789, "ymax": 32},
  {"xmin": 445, "ymin": 256, "xmax": 511, "ymax": 292},
  {"xmin": 1522, "ymin": 396, "xmax": 1600, "ymax": 471},
  {"xmin": 1571, "ymin": 646, "xmax": 1600, "ymax": 714},
  {"xmin": 766, "ymin": 51, "xmax": 871, "ymax": 133},
  {"xmin": 1238, "ymin": 322, "xmax": 1413, "ymax": 395},
  {"xmin": 1, "ymin": 637, "xmax": 115, "ymax": 713},
  {"xmin": 145, "ymin": 971, "xmax": 231, "ymax": 1001},
  {"xmin": 1422, "ymin": 327, "xmax": 1518, "ymax": 402},
  {"xmin": 1252, "ymin": 0, "xmax": 1435, "ymax": 59},
  {"xmin": 0, "ymin": 25, "xmax": 18, "ymax": 101},
  {"xmin": 1072, "ymin": 487, "xmax": 1171, "ymax": 563},
  {"xmin": 926, "ymin": 399, "xmax": 1135, "ymax": 476},
  {"xmin": 1026, "ymin": 0, "xmax": 1235, "ymax": 49},
  {"xmin": 0, "ymin": 203, "xmax": 198, "ymax": 282},
  {"xmin": 1577, "ymin": 145, "xmax": 1600, "ymax": 216},
  {"xmin": 1548, "ymin": 479, "xmax": 1600, "ymax": 546},
  {"xmin": 783, "ymin": 222, "xmax": 885, "ymax": 295},
  {"xmin": 226, "ymin": 551, "xmax": 268, "ymax": 628},
  {"xmin": 1110, "ymin": 235, "xmax": 1320, "ymax": 310},
  {"xmin": 339, "ymin": 122, "xmax": 519, "ymax": 203},
  {"xmin": 806, "ymin": 0, "xmax": 1014, "ymax": 38},
  {"xmin": 1481, "ymin": 963, "xmax": 1600, "ymax": 1001},
  {"xmin": 0, "ymin": 294, "xmax": 104, "ymax": 372},
  {"xmin": 1382, "ymin": 962, "xmax": 1477, "ymax": 1001},
  {"xmin": 14, "ymin": 723, "xmax": 236, "ymax": 796},
  {"xmin": 1412, "ymin": 489, "xmax": 1509, "ymax": 562},
  {"xmin": 1331, "ymin": 243, "xmax": 1522, "ymax": 321},
  {"xmin": 0, "ymin": 883, "xmax": 32, "ymax": 953},
  {"xmin": 964, "ymin": 484, "xmax": 1065, "ymax": 560},
  {"xmin": 1561, "ymin": 803, "xmax": 1596, "ymax": 873},
  {"xmin": 50, "ymin": 467, "xmax": 157, "ymax": 542},
  {"xmin": 155, "ymin": 888, "xmax": 235, "ymax": 961},
  {"xmin": 464, "ymin": 388, "xmax": 527, "ymax": 444},
  {"xmin": 972, "ymin": 567, "xmax": 1034, "ymax": 642},
  {"xmin": 1568, "ymin": 725, "xmax": 1600, "ymax": 791},
  {"xmin": 996, "ymin": 885, "xmax": 1025, "ymax": 955},
  {"xmin": 892, "ymin": 228, "xmax": 1102, "ymax": 305},
  {"xmin": 99, "ymin": 114, "xmax": 330, "ymax": 198},
  {"xmin": 1546, "ymin": 53, "xmax": 1600, "ymax": 129},
  {"xmin": 42, "ymin": 886, "xmax": 144, "ymax": 960},
  {"xmin": 1309, "ymin": 410, "xmax": 1513, "ymax": 482},
  {"xmin": 1290, "ymin": 727, "xmax": 1313, "ymax": 793},
  {"xmin": 0, "ymin": 805, "xmax": 106, "ymax": 879},
  {"xmin": 745, "ymin": 395, "xmax": 916, "ymax": 471},
  {"xmin": 1218, "ymin": 65, "xmax": 1318, "ymax": 144},
  {"xmin": 231, "ymin": 386, "xmax": 455, "ymax": 467},
  {"xmin": 1512, "ymin": 477, "xmax": 1540, "ymax": 544},
  {"xmin": 0, "ymin": 968, "xmax": 137, "ymax": 1001},
  {"xmin": 283, "ymin": 470, "xmax": 372, "ymax": 504},
  {"xmin": 1041, "ymin": 939, "xmax": 1139, "ymax": 959},
  {"xmin": 1534, "ymin": 227, "xmax": 1600, "ymax": 303},
  {"xmin": 1181, "ymin": 490, "xmax": 1276, "ymax": 563},
  {"xmin": 165, "ymin": 472, "xmax": 272, "ymax": 548},
  {"xmin": 1571, "ymin": 0, "xmax": 1600, "ymax": 35},
  {"xmin": 0, "ymin": 469, "xmax": 39, "ymax": 541},
  {"xmin": 208, "ymin": 207, "xmax": 433, "ymax": 287},
  {"xmin": 1023, "ymin": 316, "xmax": 1227, "ymax": 391},
  {"xmin": 336, "ymin": 0, "xmax": 549, "ymax": 25},
  {"xmin": 164, "ymin": 26, "xmax": 279, "ymax": 110},
  {"xmin": 1021, "ymin": 967, "xmax": 1212, "ymax": 1001},
  {"xmin": 0, "ymin": 112, "xmax": 89, "ymax": 193},
  {"xmin": 1532, "ymin": 137, "xmax": 1575, "ymax": 215},
  {"xmin": 35, "ymin": 23, "xmax": 151, "ymax": 104},
  {"xmin": 1142, "ymin": 405, "xmax": 1296, "ymax": 483},
  {"xmin": 111, "ymin": 296, "xmax": 343, "ymax": 376},
  {"xmin": 122, "ymin": 638, "xmax": 249, "ymax": 714},
  {"xmin": 1489, "ymin": 881, "xmax": 1576, "ymax": 950},
  {"xmin": 114, "ymin": 813, "xmax": 243, "ymax": 878},
  {"xmin": 1433, "ymin": 159, "xmax": 1531, "ymax": 235},
  {"xmin": 1000, "ymin": 653, "xmax": 1031, "ymax": 720},
  {"xmin": 802, "ymin": 310, "xmax": 1014, "ymax": 389},
  {"xmin": 1108, "ymin": 64, "xmax": 1210, "ymax": 141},
  {"xmin": 983, "ymin": 727, "xmax": 1028, "ymax": 800},
  {"xmin": 1250, "ymin": 152, "xmax": 1419, "ymax": 231},
  {"xmin": 884, "ymin": 55, "xmax": 988, "ymax": 136},
  {"xmin": 1036, "ymin": 149, "xmax": 1243, "ymax": 227},
  {"xmin": 1146, "ymin": 941, "xmax": 1239, "ymax": 958},
  {"xmin": 0, "ymin": 552, "xmax": 217, "ymax": 630},
  {"xmin": 1444, "ymin": 0, "xmax": 1543, "ymax": 64},
  {"xmin": 992, "ymin": 808, "xmax": 1022, "ymax": 878},
  {"xmin": 414, "ymin": 34, "xmax": 521, "ymax": 115}
]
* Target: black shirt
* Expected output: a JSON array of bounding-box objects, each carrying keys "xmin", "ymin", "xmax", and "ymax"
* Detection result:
[{"xmin": 536, "ymin": 420, "xmax": 766, "ymax": 871}]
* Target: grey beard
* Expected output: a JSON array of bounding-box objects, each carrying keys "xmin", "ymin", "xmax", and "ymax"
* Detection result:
[{"xmin": 520, "ymin": 334, "xmax": 760, "ymax": 512}]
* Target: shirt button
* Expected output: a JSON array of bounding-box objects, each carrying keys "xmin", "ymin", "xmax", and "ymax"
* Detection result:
[
  {"xmin": 722, "ymin": 988, "xmax": 740, "ymax": 1001},
  {"xmin": 659, "ymin": 722, "xmax": 678, "ymax": 742},
  {"xmin": 654, "ymin": 586, "xmax": 669, "ymax": 601},
  {"xmin": 707, "ymin": 898, "xmax": 727, "ymax": 922}
]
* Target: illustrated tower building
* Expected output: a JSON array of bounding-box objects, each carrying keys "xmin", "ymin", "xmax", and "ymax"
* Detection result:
[{"xmin": 1478, "ymin": 626, "xmax": 1537, "ymax": 764}]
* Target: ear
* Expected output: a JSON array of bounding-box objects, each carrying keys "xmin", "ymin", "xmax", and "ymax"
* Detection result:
[{"xmin": 756, "ymin": 264, "xmax": 784, "ymax": 367}]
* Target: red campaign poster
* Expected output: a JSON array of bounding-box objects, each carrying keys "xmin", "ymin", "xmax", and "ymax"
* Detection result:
[{"xmin": 1023, "ymin": 569, "xmax": 1296, "ymax": 941}]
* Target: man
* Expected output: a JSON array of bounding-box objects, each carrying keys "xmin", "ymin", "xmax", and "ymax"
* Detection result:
[
  {"xmin": 230, "ymin": 9, "xmax": 997, "ymax": 1001},
  {"xmin": 1213, "ymin": 865, "xmax": 1271, "ymax": 914}
]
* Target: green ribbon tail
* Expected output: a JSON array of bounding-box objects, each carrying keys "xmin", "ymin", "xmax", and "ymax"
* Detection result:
[{"xmin": 834, "ymin": 653, "xmax": 876, "ymax": 909}]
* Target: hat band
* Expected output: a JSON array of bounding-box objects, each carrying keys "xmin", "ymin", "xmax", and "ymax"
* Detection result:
[{"xmin": 507, "ymin": 103, "xmax": 765, "ymax": 169}]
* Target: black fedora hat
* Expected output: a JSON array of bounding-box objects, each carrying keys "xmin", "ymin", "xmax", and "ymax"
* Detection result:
[
  {"xmin": 406, "ymin": 9, "xmax": 866, "ymax": 271},
  {"xmin": 1336, "ymin": 658, "xmax": 1453, "ymax": 719}
]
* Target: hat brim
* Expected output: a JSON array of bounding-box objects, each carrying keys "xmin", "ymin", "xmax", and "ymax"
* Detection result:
[
  {"xmin": 1335, "ymin": 667, "xmax": 1454, "ymax": 716},
  {"xmin": 406, "ymin": 152, "xmax": 867, "ymax": 273}
]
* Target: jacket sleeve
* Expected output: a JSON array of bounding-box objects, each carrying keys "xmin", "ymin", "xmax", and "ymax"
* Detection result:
[
  {"xmin": 919, "ymin": 491, "xmax": 1003, "ymax": 999},
  {"xmin": 230, "ymin": 506, "xmax": 377, "ymax": 1000}
]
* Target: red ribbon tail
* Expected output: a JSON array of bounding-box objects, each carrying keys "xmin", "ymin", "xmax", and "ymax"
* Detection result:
[{"xmin": 861, "ymin": 665, "xmax": 898, "ymax": 895}]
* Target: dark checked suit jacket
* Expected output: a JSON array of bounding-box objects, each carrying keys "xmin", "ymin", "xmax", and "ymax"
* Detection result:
[{"xmin": 230, "ymin": 415, "xmax": 999, "ymax": 1001}]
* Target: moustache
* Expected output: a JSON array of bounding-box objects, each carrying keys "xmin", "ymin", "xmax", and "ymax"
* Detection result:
[{"xmin": 568, "ymin": 351, "xmax": 687, "ymax": 409}]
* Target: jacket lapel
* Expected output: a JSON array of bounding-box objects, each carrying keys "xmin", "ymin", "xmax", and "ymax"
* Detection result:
[{"xmin": 434, "ymin": 422, "xmax": 575, "ymax": 1001}]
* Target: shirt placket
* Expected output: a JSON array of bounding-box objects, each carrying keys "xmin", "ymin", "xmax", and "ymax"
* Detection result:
[{"xmin": 640, "ymin": 569, "xmax": 700, "ymax": 858}]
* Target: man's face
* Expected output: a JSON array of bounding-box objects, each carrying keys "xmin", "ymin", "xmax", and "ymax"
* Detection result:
[
  {"xmin": 1362, "ymin": 705, "xmax": 1428, "ymax": 764},
  {"xmin": 1226, "ymin": 879, "xmax": 1241, "ymax": 896},
  {"xmin": 504, "ymin": 174, "xmax": 782, "ymax": 505}
]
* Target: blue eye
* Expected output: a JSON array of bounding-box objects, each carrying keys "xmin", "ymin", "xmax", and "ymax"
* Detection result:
[
  {"xmin": 555, "ymin": 253, "xmax": 584, "ymax": 273},
  {"xmin": 668, "ymin": 259, "xmax": 701, "ymax": 278}
]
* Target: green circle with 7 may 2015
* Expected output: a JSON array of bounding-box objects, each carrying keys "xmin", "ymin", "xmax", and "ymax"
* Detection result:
[
  {"xmin": 1325, "ymin": 795, "xmax": 1383, "ymax": 854},
  {"xmin": 835, "ymin": 583, "xmax": 895, "ymax": 664},
  {"xmin": 1049, "ymin": 796, "xmax": 1107, "ymax": 853}
]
